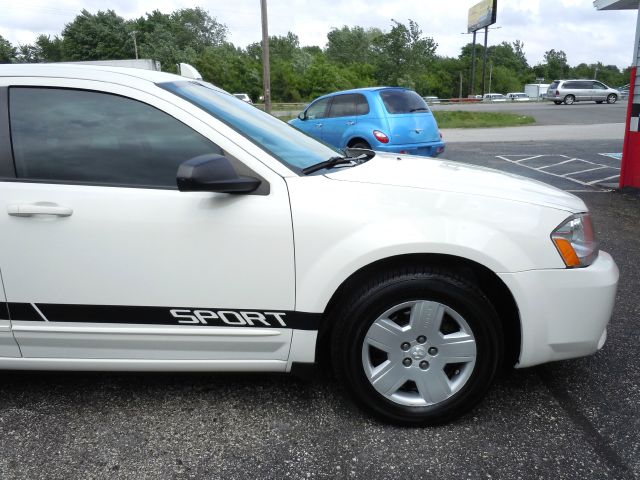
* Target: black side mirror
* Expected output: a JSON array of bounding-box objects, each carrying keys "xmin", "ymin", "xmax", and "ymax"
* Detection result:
[
  {"xmin": 177, "ymin": 154, "xmax": 261, "ymax": 194},
  {"xmin": 297, "ymin": 111, "xmax": 306, "ymax": 120}
]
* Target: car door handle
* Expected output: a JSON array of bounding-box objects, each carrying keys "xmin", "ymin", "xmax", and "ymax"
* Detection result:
[
  {"xmin": 315, "ymin": 123, "xmax": 323, "ymax": 128},
  {"xmin": 7, "ymin": 202, "xmax": 73, "ymax": 217},
  {"xmin": 346, "ymin": 121, "xmax": 356, "ymax": 126}
]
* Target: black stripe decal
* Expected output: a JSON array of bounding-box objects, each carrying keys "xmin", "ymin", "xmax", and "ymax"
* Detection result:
[
  {"xmin": 0, "ymin": 302, "xmax": 10, "ymax": 321},
  {"xmin": 6, "ymin": 303, "xmax": 321, "ymax": 330},
  {"xmin": 6, "ymin": 302, "xmax": 40, "ymax": 321}
]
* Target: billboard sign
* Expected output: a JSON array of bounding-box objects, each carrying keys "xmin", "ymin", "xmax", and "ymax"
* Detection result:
[{"xmin": 468, "ymin": 0, "xmax": 497, "ymax": 33}]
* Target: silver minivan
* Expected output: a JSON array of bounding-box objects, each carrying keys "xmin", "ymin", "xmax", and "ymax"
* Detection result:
[{"xmin": 547, "ymin": 80, "xmax": 619, "ymax": 105}]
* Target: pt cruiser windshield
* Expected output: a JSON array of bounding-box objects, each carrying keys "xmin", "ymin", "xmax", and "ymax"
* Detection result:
[{"xmin": 159, "ymin": 81, "xmax": 342, "ymax": 173}]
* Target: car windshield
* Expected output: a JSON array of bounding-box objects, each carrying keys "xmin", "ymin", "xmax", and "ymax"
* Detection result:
[
  {"xmin": 159, "ymin": 81, "xmax": 342, "ymax": 173},
  {"xmin": 380, "ymin": 89, "xmax": 430, "ymax": 114}
]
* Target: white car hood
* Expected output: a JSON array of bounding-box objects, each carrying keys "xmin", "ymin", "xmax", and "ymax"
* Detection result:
[{"xmin": 324, "ymin": 153, "xmax": 586, "ymax": 212}]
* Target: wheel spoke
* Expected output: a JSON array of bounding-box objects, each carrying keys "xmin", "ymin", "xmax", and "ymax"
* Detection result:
[
  {"xmin": 436, "ymin": 333, "xmax": 476, "ymax": 362},
  {"xmin": 365, "ymin": 319, "xmax": 404, "ymax": 351},
  {"xmin": 409, "ymin": 301, "xmax": 444, "ymax": 337},
  {"xmin": 370, "ymin": 360, "xmax": 408, "ymax": 396},
  {"xmin": 415, "ymin": 369, "xmax": 452, "ymax": 404}
]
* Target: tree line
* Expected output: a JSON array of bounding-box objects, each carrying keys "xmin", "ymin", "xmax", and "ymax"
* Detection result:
[{"xmin": 0, "ymin": 8, "xmax": 631, "ymax": 102}]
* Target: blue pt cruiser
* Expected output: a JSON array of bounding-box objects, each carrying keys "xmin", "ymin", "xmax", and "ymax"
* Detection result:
[{"xmin": 289, "ymin": 87, "xmax": 445, "ymax": 157}]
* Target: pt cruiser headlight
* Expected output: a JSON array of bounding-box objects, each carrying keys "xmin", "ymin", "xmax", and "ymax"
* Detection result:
[{"xmin": 551, "ymin": 214, "xmax": 599, "ymax": 268}]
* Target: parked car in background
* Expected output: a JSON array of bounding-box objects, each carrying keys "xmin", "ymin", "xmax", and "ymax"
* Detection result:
[
  {"xmin": 290, "ymin": 87, "xmax": 445, "ymax": 157},
  {"xmin": 546, "ymin": 80, "xmax": 619, "ymax": 105},
  {"xmin": 507, "ymin": 92, "xmax": 530, "ymax": 102},
  {"xmin": 618, "ymin": 84, "xmax": 630, "ymax": 99},
  {"xmin": 482, "ymin": 93, "xmax": 507, "ymax": 102},
  {"xmin": 233, "ymin": 93, "xmax": 253, "ymax": 104},
  {"xmin": 423, "ymin": 96, "xmax": 441, "ymax": 104}
]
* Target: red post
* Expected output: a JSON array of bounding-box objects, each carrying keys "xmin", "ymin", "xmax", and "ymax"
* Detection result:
[{"xmin": 621, "ymin": 67, "xmax": 640, "ymax": 189}]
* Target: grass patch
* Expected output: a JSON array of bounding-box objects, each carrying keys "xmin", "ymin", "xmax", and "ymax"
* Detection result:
[{"xmin": 433, "ymin": 111, "xmax": 535, "ymax": 128}]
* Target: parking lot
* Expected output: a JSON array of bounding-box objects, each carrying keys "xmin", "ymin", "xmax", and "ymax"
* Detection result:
[{"xmin": 445, "ymin": 139, "xmax": 624, "ymax": 192}]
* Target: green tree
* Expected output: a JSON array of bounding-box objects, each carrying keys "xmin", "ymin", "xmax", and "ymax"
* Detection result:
[
  {"xmin": 542, "ymin": 49, "xmax": 570, "ymax": 81},
  {"xmin": 36, "ymin": 35, "xmax": 64, "ymax": 62},
  {"xmin": 326, "ymin": 26, "xmax": 381, "ymax": 65},
  {"xmin": 196, "ymin": 43, "xmax": 261, "ymax": 100},
  {"xmin": 62, "ymin": 9, "xmax": 131, "ymax": 60},
  {"xmin": 133, "ymin": 8, "xmax": 227, "ymax": 72},
  {"xmin": 372, "ymin": 19, "xmax": 437, "ymax": 86},
  {"xmin": 0, "ymin": 35, "xmax": 16, "ymax": 63},
  {"xmin": 15, "ymin": 44, "xmax": 40, "ymax": 63}
]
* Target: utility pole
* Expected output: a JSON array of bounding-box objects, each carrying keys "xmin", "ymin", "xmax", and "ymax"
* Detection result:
[
  {"xmin": 470, "ymin": 30, "xmax": 477, "ymax": 97},
  {"xmin": 459, "ymin": 72, "xmax": 463, "ymax": 99},
  {"xmin": 130, "ymin": 31, "xmax": 138, "ymax": 60},
  {"xmin": 488, "ymin": 62, "xmax": 493, "ymax": 95},
  {"xmin": 260, "ymin": 0, "xmax": 271, "ymax": 113},
  {"xmin": 481, "ymin": 26, "xmax": 488, "ymax": 95}
]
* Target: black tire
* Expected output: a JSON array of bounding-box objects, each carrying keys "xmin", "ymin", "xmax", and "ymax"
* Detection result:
[
  {"xmin": 350, "ymin": 140, "xmax": 371, "ymax": 150},
  {"xmin": 553, "ymin": 101, "xmax": 562, "ymax": 105},
  {"xmin": 596, "ymin": 101, "xmax": 604, "ymax": 104},
  {"xmin": 606, "ymin": 94, "xmax": 617, "ymax": 104},
  {"xmin": 330, "ymin": 267, "xmax": 502, "ymax": 426},
  {"xmin": 563, "ymin": 95, "xmax": 575, "ymax": 105}
]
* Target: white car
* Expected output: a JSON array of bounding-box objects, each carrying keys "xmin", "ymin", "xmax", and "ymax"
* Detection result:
[
  {"xmin": 483, "ymin": 93, "xmax": 507, "ymax": 102},
  {"xmin": 233, "ymin": 93, "xmax": 252, "ymax": 104},
  {"xmin": 507, "ymin": 92, "xmax": 530, "ymax": 102},
  {"xmin": 0, "ymin": 65, "xmax": 618, "ymax": 426}
]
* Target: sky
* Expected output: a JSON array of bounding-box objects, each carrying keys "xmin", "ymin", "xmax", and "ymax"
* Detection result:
[{"xmin": 0, "ymin": 0, "xmax": 638, "ymax": 69}]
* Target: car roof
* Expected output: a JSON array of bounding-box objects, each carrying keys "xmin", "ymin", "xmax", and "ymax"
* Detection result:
[
  {"xmin": 0, "ymin": 63, "xmax": 223, "ymax": 91},
  {"xmin": 315, "ymin": 86, "xmax": 410, "ymax": 99}
]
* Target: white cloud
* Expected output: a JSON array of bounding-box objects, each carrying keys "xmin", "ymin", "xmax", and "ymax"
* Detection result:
[{"xmin": 0, "ymin": 0, "xmax": 637, "ymax": 68}]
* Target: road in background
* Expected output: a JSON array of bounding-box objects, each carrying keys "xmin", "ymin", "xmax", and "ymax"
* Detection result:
[{"xmin": 432, "ymin": 101, "xmax": 627, "ymax": 125}]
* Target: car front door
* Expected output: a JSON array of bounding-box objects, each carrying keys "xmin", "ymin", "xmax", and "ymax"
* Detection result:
[
  {"xmin": 592, "ymin": 81, "xmax": 608, "ymax": 101},
  {"xmin": 0, "ymin": 80, "xmax": 296, "ymax": 367},
  {"xmin": 298, "ymin": 97, "xmax": 331, "ymax": 142},
  {"xmin": 0, "ymin": 91, "xmax": 22, "ymax": 359},
  {"xmin": 323, "ymin": 94, "xmax": 358, "ymax": 148},
  {"xmin": 576, "ymin": 81, "xmax": 591, "ymax": 101}
]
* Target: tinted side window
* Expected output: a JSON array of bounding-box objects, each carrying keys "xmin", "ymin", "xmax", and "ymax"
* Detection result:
[
  {"xmin": 563, "ymin": 82, "xmax": 577, "ymax": 89},
  {"xmin": 305, "ymin": 98, "xmax": 330, "ymax": 119},
  {"xmin": 355, "ymin": 94, "xmax": 370, "ymax": 115},
  {"xmin": 593, "ymin": 82, "xmax": 606, "ymax": 90},
  {"xmin": 328, "ymin": 94, "xmax": 357, "ymax": 118},
  {"xmin": 9, "ymin": 88, "xmax": 220, "ymax": 188}
]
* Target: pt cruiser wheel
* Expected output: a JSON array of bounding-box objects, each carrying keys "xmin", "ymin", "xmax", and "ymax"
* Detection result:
[{"xmin": 331, "ymin": 268, "xmax": 501, "ymax": 426}]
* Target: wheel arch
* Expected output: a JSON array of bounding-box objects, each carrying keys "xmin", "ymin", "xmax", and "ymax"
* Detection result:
[
  {"xmin": 347, "ymin": 136, "xmax": 371, "ymax": 148},
  {"xmin": 316, "ymin": 253, "xmax": 521, "ymax": 369}
]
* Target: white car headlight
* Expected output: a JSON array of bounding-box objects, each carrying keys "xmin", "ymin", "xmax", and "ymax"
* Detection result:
[{"xmin": 551, "ymin": 214, "xmax": 599, "ymax": 268}]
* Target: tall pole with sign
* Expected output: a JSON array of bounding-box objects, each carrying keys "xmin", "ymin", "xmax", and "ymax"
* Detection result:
[
  {"xmin": 470, "ymin": 31, "xmax": 477, "ymax": 96},
  {"xmin": 467, "ymin": 0, "xmax": 497, "ymax": 98},
  {"xmin": 481, "ymin": 26, "xmax": 489, "ymax": 94}
]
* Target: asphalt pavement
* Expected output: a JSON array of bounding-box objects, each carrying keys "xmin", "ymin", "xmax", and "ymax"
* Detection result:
[{"xmin": 0, "ymin": 138, "xmax": 637, "ymax": 480}]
